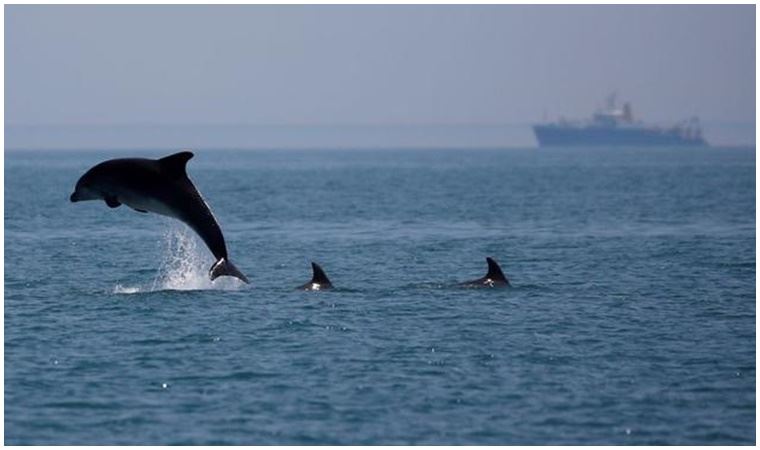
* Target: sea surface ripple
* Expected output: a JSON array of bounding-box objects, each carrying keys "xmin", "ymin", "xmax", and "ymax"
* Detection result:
[{"xmin": 5, "ymin": 147, "xmax": 755, "ymax": 444}]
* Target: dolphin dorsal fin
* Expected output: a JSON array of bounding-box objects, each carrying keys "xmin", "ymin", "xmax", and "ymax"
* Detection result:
[
  {"xmin": 159, "ymin": 151, "xmax": 194, "ymax": 178},
  {"xmin": 310, "ymin": 262, "xmax": 331, "ymax": 285},
  {"xmin": 485, "ymin": 257, "xmax": 508, "ymax": 283}
]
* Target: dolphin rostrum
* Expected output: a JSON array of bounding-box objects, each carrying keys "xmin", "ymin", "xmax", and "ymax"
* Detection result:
[
  {"xmin": 297, "ymin": 262, "xmax": 333, "ymax": 291},
  {"xmin": 460, "ymin": 257, "xmax": 510, "ymax": 288},
  {"xmin": 70, "ymin": 151, "xmax": 249, "ymax": 283}
]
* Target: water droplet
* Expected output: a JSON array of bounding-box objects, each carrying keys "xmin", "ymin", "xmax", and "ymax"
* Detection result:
[{"xmin": 625, "ymin": 428, "xmax": 632, "ymax": 435}]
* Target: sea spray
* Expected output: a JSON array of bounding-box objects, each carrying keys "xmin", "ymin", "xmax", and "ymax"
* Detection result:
[
  {"xmin": 113, "ymin": 224, "xmax": 244, "ymax": 293},
  {"xmin": 112, "ymin": 284, "xmax": 141, "ymax": 294},
  {"xmin": 151, "ymin": 225, "xmax": 243, "ymax": 291}
]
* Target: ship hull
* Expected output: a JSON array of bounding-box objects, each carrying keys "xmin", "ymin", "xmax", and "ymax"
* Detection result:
[{"xmin": 533, "ymin": 125, "xmax": 707, "ymax": 147}]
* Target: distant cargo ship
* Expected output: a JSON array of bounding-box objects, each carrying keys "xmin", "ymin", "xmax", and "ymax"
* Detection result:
[{"xmin": 533, "ymin": 95, "xmax": 707, "ymax": 147}]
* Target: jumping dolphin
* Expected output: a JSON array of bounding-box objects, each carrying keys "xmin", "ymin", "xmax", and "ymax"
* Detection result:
[
  {"xmin": 460, "ymin": 257, "xmax": 510, "ymax": 288},
  {"xmin": 69, "ymin": 151, "xmax": 249, "ymax": 283},
  {"xmin": 297, "ymin": 262, "xmax": 333, "ymax": 291}
]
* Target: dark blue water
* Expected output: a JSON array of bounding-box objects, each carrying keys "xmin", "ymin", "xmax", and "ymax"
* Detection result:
[{"xmin": 5, "ymin": 147, "xmax": 755, "ymax": 444}]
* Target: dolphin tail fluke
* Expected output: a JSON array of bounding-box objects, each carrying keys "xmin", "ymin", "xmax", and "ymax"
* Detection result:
[
  {"xmin": 485, "ymin": 257, "xmax": 510, "ymax": 285},
  {"xmin": 210, "ymin": 258, "xmax": 249, "ymax": 284}
]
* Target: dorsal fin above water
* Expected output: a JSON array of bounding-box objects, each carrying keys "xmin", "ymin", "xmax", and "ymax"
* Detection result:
[
  {"xmin": 310, "ymin": 262, "xmax": 332, "ymax": 285},
  {"xmin": 159, "ymin": 151, "xmax": 194, "ymax": 178},
  {"xmin": 485, "ymin": 257, "xmax": 509, "ymax": 284}
]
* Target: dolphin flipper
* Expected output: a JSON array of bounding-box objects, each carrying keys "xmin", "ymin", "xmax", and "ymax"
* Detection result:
[{"xmin": 210, "ymin": 258, "xmax": 249, "ymax": 284}]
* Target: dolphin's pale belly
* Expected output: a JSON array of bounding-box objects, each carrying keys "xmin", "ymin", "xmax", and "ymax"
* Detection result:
[{"xmin": 119, "ymin": 192, "xmax": 177, "ymax": 218}]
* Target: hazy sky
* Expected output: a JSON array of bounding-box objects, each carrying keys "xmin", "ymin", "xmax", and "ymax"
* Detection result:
[{"xmin": 5, "ymin": 5, "xmax": 755, "ymax": 127}]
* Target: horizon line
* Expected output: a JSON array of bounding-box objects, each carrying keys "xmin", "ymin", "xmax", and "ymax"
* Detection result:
[{"xmin": 5, "ymin": 120, "xmax": 757, "ymax": 128}]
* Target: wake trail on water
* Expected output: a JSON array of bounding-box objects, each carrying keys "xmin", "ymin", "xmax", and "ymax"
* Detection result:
[{"xmin": 113, "ymin": 225, "xmax": 245, "ymax": 294}]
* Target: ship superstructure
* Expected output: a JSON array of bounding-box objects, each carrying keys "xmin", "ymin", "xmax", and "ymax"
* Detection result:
[{"xmin": 533, "ymin": 94, "xmax": 707, "ymax": 147}]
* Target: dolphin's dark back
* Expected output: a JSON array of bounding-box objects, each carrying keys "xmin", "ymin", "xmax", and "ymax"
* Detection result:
[
  {"xmin": 159, "ymin": 152, "xmax": 228, "ymax": 260},
  {"xmin": 156, "ymin": 152, "xmax": 248, "ymax": 283}
]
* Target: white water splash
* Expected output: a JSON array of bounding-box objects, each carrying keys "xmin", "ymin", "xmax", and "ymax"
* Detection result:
[
  {"xmin": 113, "ymin": 225, "xmax": 245, "ymax": 293},
  {"xmin": 113, "ymin": 284, "xmax": 141, "ymax": 294}
]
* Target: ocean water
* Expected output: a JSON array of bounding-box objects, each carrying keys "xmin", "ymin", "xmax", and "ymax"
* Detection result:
[{"xmin": 4, "ymin": 147, "xmax": 755, "ymax": 445}]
